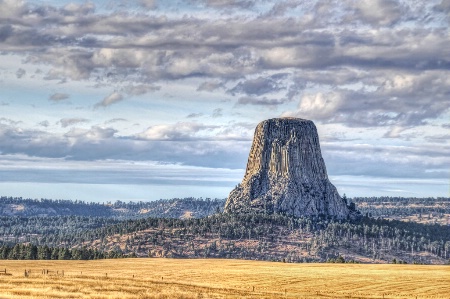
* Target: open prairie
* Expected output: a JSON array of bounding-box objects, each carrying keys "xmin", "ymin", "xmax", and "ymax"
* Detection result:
[{"xmin": 0, "ymin": 259, "xmax": 449, "ymax": 299}]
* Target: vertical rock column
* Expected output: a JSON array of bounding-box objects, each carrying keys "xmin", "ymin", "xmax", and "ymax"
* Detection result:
[{"xmin": 224, "ymin": 117, "xmax": 349, "ymax": 218}]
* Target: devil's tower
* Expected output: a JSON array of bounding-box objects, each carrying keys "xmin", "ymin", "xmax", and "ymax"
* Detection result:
[{"xmin": 224, "ymin": 117, "xmax": 350, "ymax": 218}]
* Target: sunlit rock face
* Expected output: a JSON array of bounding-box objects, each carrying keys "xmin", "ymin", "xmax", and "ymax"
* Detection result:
[{"xmin": 225, "ymin": 118, "xmax": 350, "ymax": 219}]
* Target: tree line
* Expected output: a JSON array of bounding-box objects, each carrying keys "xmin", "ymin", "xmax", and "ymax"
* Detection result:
[
  {"xmin": 0, "ymin": 212, "xmax": 445, "ymax": 264},
  {"xmin": 1, "ymin": 196, "xmax": 450, "ymax": 264},
  {"xmin": 0, "ymin": 243, "xmax": 130, "ymax": 260},
  {"xmin": 0, "ymin": 196, "xmax": 225, "ymax": 219}
]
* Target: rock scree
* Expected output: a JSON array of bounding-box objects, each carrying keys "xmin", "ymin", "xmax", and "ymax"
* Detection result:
[{"xmin": 224, "ymin": 117, "xmax": 350, "ymax": 219}]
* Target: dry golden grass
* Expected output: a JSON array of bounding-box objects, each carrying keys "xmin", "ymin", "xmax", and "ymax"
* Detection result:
[{"xmin": 0, "ymin": 259, "xmax": 449, "ymax": 299}]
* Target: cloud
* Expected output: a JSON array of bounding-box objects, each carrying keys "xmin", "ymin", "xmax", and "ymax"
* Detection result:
[
  {"xmin": 95, "ymin": 92, "xmax": 124, "ymax": 108},
  {"xmin": 39, "ymin": 120, "xmax": 50, "ymax": 127},
  {"xmin": 123, "ymin": 84, "xmax": 160, "ymax": 96},
  {"xmin": 265, "ymin": 0, "xmax": 302, "ymax": 17},
  {"xmin": 434, "ymin": 0, "xmax": 450, "ymax": 14},
  {"xmin": 0, "ymin": 24, "xmax": 13, "ymax": 42},
  {"xmin": 64, "ymin": 126, "xmax": 117, "ymax": 140},
  {"xmin": 0, "ymin": 124, "xmax": 70, "ymax": 158},
  {"xmin": 1, "ymin": 0, "xmax": 450, "ymax": 196},
  {"xmin": 0, "ymin": 118, "xmax": 21, "ymax": 126},
  {"xmin": 228, "ymin": 76, "xmax": 283, "ymax": 96},
  {"xmin": 186, "ymin": 113, "xmax": 204, "ymax": 118},
  {"xmin": 0, "ymin": 0, "xmax": 27, "ymax": 20},
  {"xmin": 59, "ymin": 118, "xmax": 90, "ymax": 128},
  {"xmin": 352, "ymin": 0, "xmax": 404, "ymax": 26},
  {"xmin": 40, "ymin": 50, "xmax": 96, "ymax": 81},
  {"xmin": 286, "ymin": 91, "xmax": 344, "ymax": 119},
  {"xmin": 62, "ymin": 2, "xmax": 95, "ymax": 15},
  {"xmin": 197, "ymin": 81, "xmax": 224, "ymax": 92},
  {"xmin": 4, "ymin": 0, "xmax": 448, "ymax": 90},
  {"xmin": 282, "ymin": 69, "xmax": 450, "ymax": 129},
  {"xmin": 137, "ymin": 122, "xmax": 219, "ymax": 141},
  {"xmin": 0, "ymin": 121, "xmax": 249, "ymax": 169},
  {"xmin": 194, "ymin": 0, "xmax": 255, "ymax": 9},
  {"xmin": 424, "ymin": 134, "xmax": 450, "ymax": 143},
  {"xmin": 140, "ymin": 0, "xmax": 158, "ymax": 9},
  {"xmin": 105, "ymin": 118, "xmax": 127, "ymax": 124},
  {"xmin": 382, "ymin": 126, "xmax": 418, "ymax": 140},
  {"xmin": 237, "ymin": 96, "xmax": 288, "ymax": 106},
  {"xmin": 212, "ymin": 108, "xmax": 223, "ymax": 118},
  {"xmin": 0, "ymin": 155, "xmax": 243, "ymax": 188},
  {"xmin": 322, "ymin": 142, "xmax": 450, "ymax": 179},
  {"xmin": 1, "ymin": 118, "xmax": 448, "ymax": 180},
  {"xmin": 15, "ymin": 68, "xmax": 25, "ymax": 78},
  {"xmin": 49, "ymin": 93, "xmax": 70, "ymax": 102}
]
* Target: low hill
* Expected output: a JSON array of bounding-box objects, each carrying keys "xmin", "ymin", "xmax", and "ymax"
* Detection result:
[
  {"xmin": 82, "ymin": 213, "xmax": 450, "ymax": 264},
  {"xmin": 2, "ymin": 213, "xmax": 448, "ymax": 265},
  {"xmin": 352, "ymin": 196, "xmax": 450, "ymax": 225},
  {"xmin": 1, "ymin": 196, "xmax": 450, "ymax": 265},
  {"xmin": 0, "ymin": 196, "xmax": 224, "ymax": 219},
  {"xmin": 2, "ymin": 196, "xmax": 450, "ymax": 225}
]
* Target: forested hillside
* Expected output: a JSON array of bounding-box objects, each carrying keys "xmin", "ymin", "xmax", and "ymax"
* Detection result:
[
  {"xmin": 2, "ymin": 196, "xmax": 449, "ymax": 224},
  {"xmin": 351, "ymin": 196, "xmax": 450, "ymax": 225},
  {"xmin": 1, "ymin": 196, "xmax": 449, "ymax": 264},
  {"xmin": 1, "ymin": 213, "xmax": 449, "ymax": 264},
  {"xmin": 0, "ymin": 196, "xmax": 224, "ymax": 219}
]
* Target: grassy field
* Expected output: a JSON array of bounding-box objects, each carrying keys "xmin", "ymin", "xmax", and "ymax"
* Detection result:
[{"xmin": 0, "ymin": 258, "xmax": 449, "ymax": 299}]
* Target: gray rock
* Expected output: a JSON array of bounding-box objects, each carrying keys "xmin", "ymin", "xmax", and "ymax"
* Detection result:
[{"xmin": 224, "ymin": 117, "xmax": 350, "ymax": 219}]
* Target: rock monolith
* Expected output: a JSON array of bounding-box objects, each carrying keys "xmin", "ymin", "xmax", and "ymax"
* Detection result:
[{"xmin": 224, "ymin": 117, "xmax": 350, "ymax": 219}]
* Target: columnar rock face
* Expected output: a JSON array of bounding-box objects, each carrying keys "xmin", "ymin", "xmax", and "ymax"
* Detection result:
[{"xmin": 224, "ymin": 117, "xmax": 350, "ymax": 219}]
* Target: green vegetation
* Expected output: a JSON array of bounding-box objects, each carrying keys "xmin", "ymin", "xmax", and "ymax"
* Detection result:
[
  {"xmin": 0, "ymin": 244, "xmax": 128, "ymax": 260},
  {"xmin": 351, "ymin": 196, "xmax": 450, "ymax": 220},
  {"xmin": 0, "ymin": 196, "xmax": 224, "ymax": 218},
  {"xmin": 1, "ymin": 196, "xmax": 450, "ymax": 264}
]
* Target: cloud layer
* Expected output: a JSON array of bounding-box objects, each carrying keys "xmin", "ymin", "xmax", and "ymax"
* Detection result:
[{"xmin": 0, "ymin": 0, "xmax": 449, "ymax": 199}]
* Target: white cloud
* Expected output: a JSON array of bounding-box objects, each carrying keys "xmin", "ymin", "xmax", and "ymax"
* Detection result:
[
  {"xmin": 197, "ymin": 81, "xmax": 224, "ymax": 92},
  {"xmin": 95, "ymin": 92, "xmax": 124, "ymax": 108},
  {"xmin": 212, "ymin": 108, "xmax": 223, "ymax": 118},
  {"xmin": 260, "ymin": 47, "xmax": 300, "ymax": 68},
  {"xmin": 140, "ymin": 0, "xmax": 157, "ymax": 9},
  {"xmin": 194, "ymin": 0, "xmax": 254, "ymax": 9},
  {"xmin": 62, "ymin": 2, "xmax": 95, "ymax": 15},
  {"xmin": 0, "ymin": 0, "xmax": 27, "ymax": 19},
  {"xmin": 283, "ymin": 92, "xmax": 344, "ymax": 119},
  {"xmin": 1, "ymin": 0, "xmax": 450, "ymax": 198},
  {"xmin": 39, "ymin": 120, "xmax": 50, "ymax": 127},
  {"xmin": 64, "ymin": 126, "xmax": 117, "ymax": 140},
  {"xmin": 123, "ymin": 84, "xmax": 160, "ymax": 96},
  {"xmin": 237, "ymin": 96, "xmax": 287, "ymax": 106},
  {"xmin": 15, "ymin": 68, "xmax": 25, "ymax": 78},
  {"xmin": 137, "ymin": 122, "xmax": 218, "ymax": 141},
  {"xmin": 382, "ymin": 126, "xmax": 409, "ymax": 139},
  {"xmin": 353, "ymin": 0, "xmax": 404, "ymax": 26},
  {"xmin": 49, "ymin": 93, "xmax": 70, "ymax": 102},
  {"xmin": 59, "ymin": 118, "xmax": 90, "ymax": 128}
]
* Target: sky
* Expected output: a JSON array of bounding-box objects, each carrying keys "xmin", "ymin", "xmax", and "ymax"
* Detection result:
[{"xmin": 0, "ymin": 0, "xmax": 449, "ymax": 202}]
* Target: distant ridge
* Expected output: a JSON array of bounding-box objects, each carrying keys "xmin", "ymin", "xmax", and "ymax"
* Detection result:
[{"xmin": 0, "ymin": 196, "xmax": 224, "ymax": 219}]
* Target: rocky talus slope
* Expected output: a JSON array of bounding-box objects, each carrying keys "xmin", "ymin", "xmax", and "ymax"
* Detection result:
[{"xmin": 225, "ymin": 118, "xmax": 350, "ymax": 218}]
